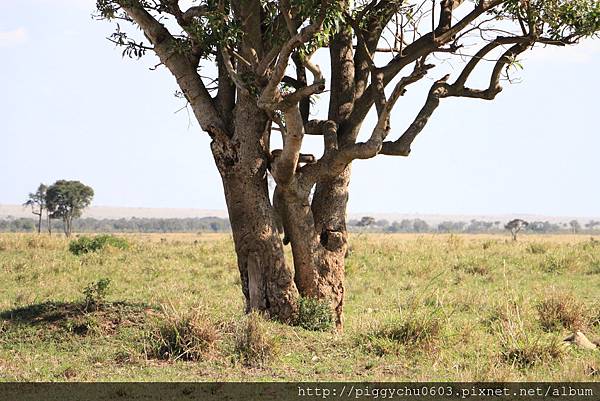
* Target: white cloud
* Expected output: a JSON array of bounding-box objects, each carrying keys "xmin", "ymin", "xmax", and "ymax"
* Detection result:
[
  {"xmin": 526, "ymin": 39, "xmax": 600, "ymax": 64},
  {"xmin": 0, "ymin": 27, "xmax": 27, "ymax": 48}
]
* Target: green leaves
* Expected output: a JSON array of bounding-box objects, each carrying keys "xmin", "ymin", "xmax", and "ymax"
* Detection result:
[
  {"xmin": 46, "ymin": 180, "xmax": 94, "ymax": 221},
  {"xmin": 542, "ymin": 0, "xmax": 600, "ymax": 40},
  {"xmin": 493, "ymin": 0, "xmax": 600, "ymax": 42}
]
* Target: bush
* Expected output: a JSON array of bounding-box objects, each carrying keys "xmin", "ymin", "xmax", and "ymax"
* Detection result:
[
  {"xmin": 295, "ymin": 297, "xmax": 334, "ymax": 331},
  {"xmin": 69, "ymin": 235, "xmax": 129, "ymax": 255},
  {"xmin": 234, "ymin": 312, "xmax": 277, "ymax": 367},
  {"xmin": 83, "ymin": 278, "xmax": 111, "ymax": 311},
  {"xmin": 145, "ymin": 308, "xmax": 219, "ymax": 361}
]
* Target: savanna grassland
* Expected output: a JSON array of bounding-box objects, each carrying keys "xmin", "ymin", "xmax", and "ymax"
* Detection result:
[{"xmin": 0, "ymin": 233, "xmax": 599, "ymax": 382}]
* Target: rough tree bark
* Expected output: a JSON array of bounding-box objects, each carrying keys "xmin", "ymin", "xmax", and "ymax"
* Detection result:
[{"xmin": 211, "ymin": 94, "xmax": 299, "ymax": 322}]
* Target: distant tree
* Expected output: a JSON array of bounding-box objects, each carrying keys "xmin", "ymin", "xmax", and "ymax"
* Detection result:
[
  {"xmin": 46, "ymin": 180, "xmax": 94, "ymax": 237},
  {"xmin": 569, "ymin": 219, "xmax": 581, "ymax": 234},
  {"xmin": 375, "ymin": 219, "xmax": 389, "ymax": 228},
  {"xmin": 399, "ymin": 219, "xmax": 414, "ymax": 232},
  {"xmin": 356, "ymin": 216, "xmax": 376, "ymax": 228},
  {"xmin": 413, "ymin": 219, "xmax": 430, "ymax": 233},
  {"xmin": 438, "ymin": 221, "xmax": 467, "ymax": 233},
  {"xmin": 505, "ymin": 219, "xmax": 528, "ymax": 241},
  {"xmin": 23, "ymin": 183, "xmax": 47, "ymax": 234},
  {"xmin": 585, "ymin": 220, "xmax": 600, "ymax": 231}
]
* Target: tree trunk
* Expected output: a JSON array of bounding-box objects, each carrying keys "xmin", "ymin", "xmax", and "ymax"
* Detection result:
[
  {"xmin": 309, "ymin": 166, "xmax": 351, "ymax": 330},
  {"xmin": 207, "ymin": 94, "xmax": 350, "ymax": 329},
  {"xmin": 63, "ymin": 216, "xmax": 71, "ymax": 237},
  {"xmin": 36, "ymin": 210, "xmax": 42, "ymax": 234},
  {"xmin": 211, "ymin": 95, "xmax": 299, "ymax": 323},
  {"xmin": 264, "ymin": 157, "xmax": 350, "ymax": 330}
]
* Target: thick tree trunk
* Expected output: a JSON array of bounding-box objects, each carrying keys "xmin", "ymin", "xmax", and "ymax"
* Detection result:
[
  {"xmin": 310, "ymin": 167, "xmax": 351, "ymax": 330},
  {"xmin": 211, "ymin": 95, "xmax": 299, "ymax": 323},
  {"xmin": 271, "ymin": 165, "xmax": 350, "ymax": 330}
]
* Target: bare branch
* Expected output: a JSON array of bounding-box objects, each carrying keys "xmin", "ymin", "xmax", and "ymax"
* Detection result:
[{"xmin": 381, "ymin": 37, "xmax": 532, "ymax": 156}]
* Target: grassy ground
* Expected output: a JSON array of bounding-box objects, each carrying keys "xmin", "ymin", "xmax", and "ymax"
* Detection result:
[{"xmin": 0, "ymin": 232, "xmax": 599, "ymax": 381}]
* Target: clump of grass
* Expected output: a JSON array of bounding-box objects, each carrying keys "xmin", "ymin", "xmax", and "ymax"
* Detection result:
[
  {"xmin": 500, "ymin": 332, "xmax": 564, "ymax": 369},
  {"xmin": 69, "ymin": 235, "xmax": 129, "ymax": 256},
  {"xmin": 295, "ymin": 297, "xmax": 334, "ymax": 331},
  {"xmin": 588, "ymin": 259, "xmax": 600, "ymax": 275},
  {"xmin": 26, "ymin": 236, "xmax": 55, "ymax": 250},
  {"xmin": 360, "ymin": 310, "xmax": 445, "ymax": 355},
  {"xmin": 453, "ymin": 258, "xmax": 489, "ymax": 276},
  {"xmin": 540, "ymin": 253, "xmax": 579, "ymax": 273},
  {"xmin": 144, "ymin": 307, "xmax": 219, "ymax": 361},
  {"xmin": 536, "ymin": 292, "xmax": 588, "ymax": 332},
  {"xmin": 83, "ymin": 278, "xmax": 111, "ymax": 311},
  {"xmin": 527, "ymin": 242, "xmax": 549, "ymax": 255},
  {"xmin": 581, "ymin": 238, "xmax": 600, "ymax": 252},
  {"xmin": 496, "ymin": 308, "xmax": 564, "ymax": 368},
  {"xmin": 446, "ymin": 235, "xmax": 464, "ymax": 251},
  {"xmin": 482, "ymin": 240, "xmax": 496, "ymax": 250},
  {"xmin": 234, "ymin": 312, "xmax": 277, "ymax": 367}
]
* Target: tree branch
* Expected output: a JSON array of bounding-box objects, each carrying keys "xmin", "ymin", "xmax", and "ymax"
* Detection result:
[
  {"xmin": 115, "ymin": 0, "xmax": 227, "ymax": 138},
  {"xmin": 381, "ymin": 37, "xmax": 532, "ymax": 156}
]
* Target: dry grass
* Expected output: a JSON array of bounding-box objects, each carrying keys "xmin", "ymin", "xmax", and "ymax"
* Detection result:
[
  {"xmin": 495, "ymin": 302, "xmax": 565, "ymax": 369},
  {"xmin": 144, "ymin": 306, "xmax": 220, "ymax": 361},
  {"xmin": 233, "ymin": 312, "xmax": 277, "ymax": 367},
  {"xmin": 536, "ymin": 292, "xmax": 589, "ymax": 332}
]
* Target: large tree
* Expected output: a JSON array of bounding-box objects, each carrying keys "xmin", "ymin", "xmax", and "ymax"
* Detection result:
[
  {"xmin": 46, "ymin": 180, "xmax": 95, "ymax": 237},
  {"xmin": 95, "ymin": 0, "xmax": 599, "ymax": 329}
]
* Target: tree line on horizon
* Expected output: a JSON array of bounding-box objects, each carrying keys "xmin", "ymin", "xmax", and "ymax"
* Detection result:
[
  {"xmin": 13, "ymin": 182, "xmax": 599, "ymax": 236},
  {"xmin": 350, "ymin": 216, "xmax": 600, "ymax": 235},
  {"xmin": 2, "ymin": 214, "xmax": 598, "ymax": 235}
]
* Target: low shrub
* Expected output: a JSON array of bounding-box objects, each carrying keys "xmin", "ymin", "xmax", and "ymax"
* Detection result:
[
  {"xmin": 83, "ymin": 278, "xmax": 111, "ymax": 311},
  {"xmin": 69, "ymin": 235, "xmax": 129, "ymax": 255},
  {"xmin": 295, "ymin": 297, "xmax": 334, "ymax": 331}
]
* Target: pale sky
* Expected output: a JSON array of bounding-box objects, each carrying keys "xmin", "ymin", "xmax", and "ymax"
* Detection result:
[{"xmin": 1, "ymin": 0, "xmax": 599, "ymax": 217}]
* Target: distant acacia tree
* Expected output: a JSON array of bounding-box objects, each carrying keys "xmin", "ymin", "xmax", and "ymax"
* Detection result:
[
  {"xmin": 46, "ymin": 180, "xmax": 94, "ymax": 237},
  {"xmin": 569, "ymin": 219, "xmax": 581, "ymax": 234},
  {"xmin": 23, "ymin": 184, "xmax": 47, "ymax": 234},
  {"xmin": 505, "ymin": 219, "xmax": 528, "ymax": 241},
  {"xmin": 95, "ymin": 0, "xmax": 600, "ymax": 328}
]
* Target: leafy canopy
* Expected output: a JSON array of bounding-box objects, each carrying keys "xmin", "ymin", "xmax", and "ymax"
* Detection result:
[{"xmin": 46, "ymin": 180, "xmax": 94, "ymax": 220}]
